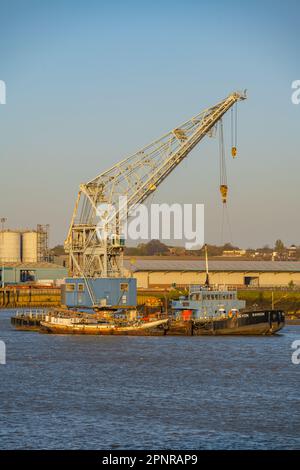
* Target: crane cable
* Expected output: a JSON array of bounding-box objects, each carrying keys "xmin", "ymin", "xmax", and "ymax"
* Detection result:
[
  {"xmin": 219, "ymin": 119, "xmax": 228, "ymax": 205},
  {"xmin": 231, "ymin": 103, "xmax": 238, "ymax": 158},
  {"xmin": 219, "ymin": 119, "xmax": 233, "ymax": 246},
  {"xmin": 220, "ymin": 203, "xmax": 233, "ymax": 245}
]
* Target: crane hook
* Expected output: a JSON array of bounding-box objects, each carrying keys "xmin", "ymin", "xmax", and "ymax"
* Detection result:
[{"xmin": 220, "ymin": 184, "xmax": 228, "ymax": 204}]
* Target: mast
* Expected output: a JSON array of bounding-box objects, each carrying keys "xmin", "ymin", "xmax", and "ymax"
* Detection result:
[{"xmin": 204, "ymin": 244, "xmax": 210, "ymax": 288}]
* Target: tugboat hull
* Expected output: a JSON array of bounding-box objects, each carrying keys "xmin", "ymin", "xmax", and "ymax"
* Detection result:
[{"xmin": 192, "ymin": 310, "xmax": 285, "ymax": 336}]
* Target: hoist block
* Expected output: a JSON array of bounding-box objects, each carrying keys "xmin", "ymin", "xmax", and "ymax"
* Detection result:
[{"xmin": 220, "ymin": 184, "xmax": 228, "ymax": 204}]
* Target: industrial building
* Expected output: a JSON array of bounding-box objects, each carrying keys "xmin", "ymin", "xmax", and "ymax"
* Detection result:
[
  {"xmin": 0, "ymin": 262, "xmax": 68, "ymax": 285},
  {"xmin": 0, "ymin": 225, "xmax": 63, "ymax": 284},
  {"xmin": 124, "ymin": 259, "xmax": 300, "ymax": 288}
]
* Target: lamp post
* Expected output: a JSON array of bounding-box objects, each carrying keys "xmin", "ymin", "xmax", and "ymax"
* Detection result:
[{"xmin": 1, "ymin": 218, "xmax": 7, "ymax": 289}]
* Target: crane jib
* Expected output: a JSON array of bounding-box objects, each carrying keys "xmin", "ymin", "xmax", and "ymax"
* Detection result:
[{"xmin": 65, "ymin": 91, "xmax": 247, "ymax": 281}]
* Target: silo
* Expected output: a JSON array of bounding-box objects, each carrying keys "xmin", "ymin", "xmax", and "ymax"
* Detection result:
[
  {"xmin": 0, "ymin": 230, "xmax": 21, "ymax": 262},
  {"xmin": 22, "ymin": 231, "xmax": 38, "ymax": 263}
]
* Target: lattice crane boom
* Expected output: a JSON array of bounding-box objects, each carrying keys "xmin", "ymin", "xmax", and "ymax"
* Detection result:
[{"xmin": 65, "ymin": 91, "xmax": 246, "ymax": 279}]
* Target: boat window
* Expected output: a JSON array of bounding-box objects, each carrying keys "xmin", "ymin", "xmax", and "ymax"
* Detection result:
[{"xmin": 77, "ymin": 283, "xmax": 85, "ymax": 292}]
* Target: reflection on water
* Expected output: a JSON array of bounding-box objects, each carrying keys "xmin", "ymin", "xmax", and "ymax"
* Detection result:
[{"xmin": 0, "ymin": 310, "xmax": 299, "ymax": 449}]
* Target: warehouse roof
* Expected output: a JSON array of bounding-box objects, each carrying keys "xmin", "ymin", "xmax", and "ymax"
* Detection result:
[{"xmin": 124, "ymin": 259, "xmax": 300, "ymax": 273}]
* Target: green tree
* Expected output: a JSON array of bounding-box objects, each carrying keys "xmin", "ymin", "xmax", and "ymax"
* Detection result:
[
  {"xmin": 124, "ymin": 239, "xmax": 169, "ymax": 256},
  {"xmin": 50, "ymin": 245, "xmax": 65, "ymax": 256},
  {"xmin": 144, "ymin": 239, "xmax": 169, "ymax": 255}
]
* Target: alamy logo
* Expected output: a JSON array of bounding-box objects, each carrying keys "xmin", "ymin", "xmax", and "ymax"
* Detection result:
[
  {"xmin": 96, "ymin": 197, "xmax": 204, "ymax": 250},
  {"xmin": 0, "ymin": 340, "xmax": 6, "ymax": 365},
  {"xmin": 0, "ymin": 80, "xmax": 6, "ymax": 104},
  {"xmin": 291, "ymin": 80, "xmax": 300, "ymax": 105},
  {"xmin": 291, "ymin": 340, "xmax": 300, "ymax": 365}
]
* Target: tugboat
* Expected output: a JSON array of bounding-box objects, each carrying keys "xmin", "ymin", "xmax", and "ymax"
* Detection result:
[
  {"xmin": 170, "ymin": 245, "xmax": 285, "ymax": 336},
  {"xmin": 171, "ymin": 286, "xmax": 285, "ymax": 335}
]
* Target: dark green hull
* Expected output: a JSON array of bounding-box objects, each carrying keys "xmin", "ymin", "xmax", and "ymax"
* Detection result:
[{"xmin": 163, "ymin": 310, "xmax": 285, "ymax": 336}]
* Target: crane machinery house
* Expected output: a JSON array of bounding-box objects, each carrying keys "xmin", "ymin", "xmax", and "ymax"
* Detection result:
[{"xmin": 62, "ymin": 277, "xmax": 137, "ymax": 308}]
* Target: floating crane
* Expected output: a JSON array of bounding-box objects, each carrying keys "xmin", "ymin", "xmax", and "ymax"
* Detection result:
[{"xmin": 64, "ymin": 91, "xmax": 246, "ymax": 306}]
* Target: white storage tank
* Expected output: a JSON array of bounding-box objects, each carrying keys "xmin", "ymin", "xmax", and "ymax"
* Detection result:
[
  {"xmin": 0, "ymin": 230, "xmax": 21, "ymax": 262},
  {"xmin": 22, "ymin": 231, "xmax": 38, "ymax": 263}
]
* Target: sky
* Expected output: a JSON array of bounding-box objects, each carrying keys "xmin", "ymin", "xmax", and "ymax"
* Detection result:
[{"xmin": 0, "ymin": 0, "xmax": 299, "ymax": 249}]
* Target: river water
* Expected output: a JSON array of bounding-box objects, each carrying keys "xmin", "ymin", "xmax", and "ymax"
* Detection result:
[{"xmin": 0, "ymin": 309, "xmax": 299, "ymax": 450}]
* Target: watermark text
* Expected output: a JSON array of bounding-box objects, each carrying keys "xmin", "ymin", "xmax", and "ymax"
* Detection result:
[
  {"xmin": 291, "ymin": 340, "xmax": 300, "ymax": 365},
  {"xmin": 0, "ymin": 340, "xmax": 6, "ymax": 365},
  {"xmin": 0, "ymin": 80, "xmax": 6, "ymax": 104},
  {"xmin": 95, "ymin": 198, "xmax": 204, "ymax": 250},
  {"xmin": 291, "ymin": 80, "xmax": 300, "ymax": 105}
]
